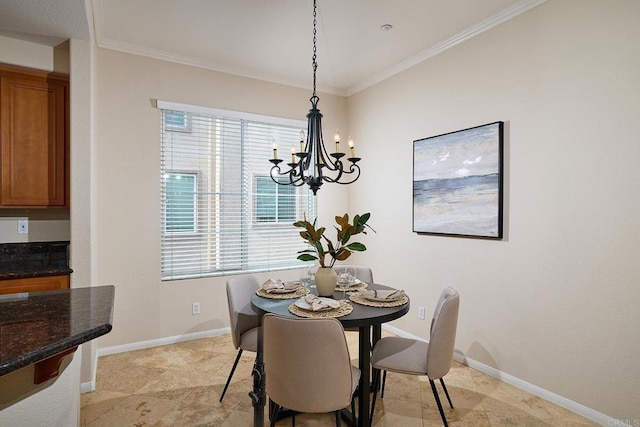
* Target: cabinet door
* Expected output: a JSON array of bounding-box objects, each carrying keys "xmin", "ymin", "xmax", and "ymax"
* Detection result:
[
  {"xmin": 0, "ymin": 275, "xmax": 70, "ymax": 295},
  {"xmin": 0, "ymin": 75, "xmax": 67, "ymax": 206}
]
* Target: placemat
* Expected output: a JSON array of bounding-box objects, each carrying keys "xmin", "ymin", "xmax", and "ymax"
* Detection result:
[
  {"xmin": 288, "ymin": 299, "xmax": 353, "ymax": 318},
  {"xmin": 256, "ymin": 287, "xmax": 309, "ymax": 299},
  {"xmin": 349, "ymin": 293, "xmax": 409, "ymax": 307},
  {"xmin": 334, "ymin": 281, "xmax": 368, "ymax": 291}
]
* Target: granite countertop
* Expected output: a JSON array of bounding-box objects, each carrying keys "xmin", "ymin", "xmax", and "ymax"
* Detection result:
[
  {"xmin": 0, "ymin": 241, "xmax": 72, "ymax": 280},
  {"xmin": 0, "ymin": 285, "xmax": 115, "ymax": 377},
  {"xmin": 0, "ymin": 267, "xmax": 73, "ymax": 280}
]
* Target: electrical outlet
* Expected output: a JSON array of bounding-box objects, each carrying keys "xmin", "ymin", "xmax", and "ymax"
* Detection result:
[
  {"xmin": 192, "ymin": 302, "xmax": 200, "ymax": 315},
  {"xmin": 17, "ymin": 219, "xmax": 29, "ymax": 234},
  {"xmin": 418, "ymin": 306, "xmax": 426, "ymax": 320}
]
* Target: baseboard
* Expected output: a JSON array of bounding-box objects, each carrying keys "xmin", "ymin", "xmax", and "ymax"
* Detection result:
[
  {"xmin": 80, "ymin": 380, "xmax": 95, "ymax": 394},
  {"xmin": 381, "ymin": 324, "xmax": 621, "ymax": 426}
]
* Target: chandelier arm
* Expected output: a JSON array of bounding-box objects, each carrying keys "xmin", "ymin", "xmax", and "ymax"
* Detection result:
[
  {"xmin": 323, "ymin": 157, "xmax": 345, "ymax": 182},
  {"xmin": 270, "ymin": 163, "xmax": 307, "ymax": 187},
  {"xmin": 323, "ymin": 163, "xmax": 361, "ymax": 185}
]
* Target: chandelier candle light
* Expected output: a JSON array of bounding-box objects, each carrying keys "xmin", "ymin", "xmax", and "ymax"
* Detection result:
[{"xmin": 269, "ymin": 0, "xmax": 361, "ymax": 195}]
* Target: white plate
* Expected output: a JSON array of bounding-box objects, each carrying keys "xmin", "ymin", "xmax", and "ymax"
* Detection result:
[{"xmin": 294, "ymin": 297, "xmax": 339, "ymax": 312}]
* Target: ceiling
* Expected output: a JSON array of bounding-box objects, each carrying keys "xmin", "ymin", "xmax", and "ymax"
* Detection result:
[{"xmin": 0, "ymin": 0, "xmax": 546, "ymax": 95}]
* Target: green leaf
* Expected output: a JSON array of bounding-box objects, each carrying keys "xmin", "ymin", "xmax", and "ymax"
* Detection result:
[
  {"xmin": 297, "ymin": 249, "xmax": 316, "ymax": 254},
  {"xmin": 341, "ymin": 229, "xmax": 352, "ymax": 244},
  {"xmin": 346, "ymin": 242, "xmax": 366, "ymax": 252},
  {"xmin": 297, "ymin": 254, "xmax": 318, "ymax": 262}
]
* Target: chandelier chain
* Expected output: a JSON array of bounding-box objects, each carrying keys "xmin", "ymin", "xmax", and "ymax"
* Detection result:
[{"xmin": 312, "ymin": 0, "xmax": 317, "ymax": 99}]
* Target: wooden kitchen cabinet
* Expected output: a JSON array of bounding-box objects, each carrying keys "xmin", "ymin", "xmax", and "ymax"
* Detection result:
[
  {"xmin": 0, "ymin": 64, "xmax": 69, "ymax": 207},
  {"xmin": 0, "ymin": 274, "xmax": 70, "ymax": 295}
]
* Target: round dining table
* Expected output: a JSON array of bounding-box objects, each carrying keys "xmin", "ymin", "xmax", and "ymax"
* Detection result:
[{"xmin": 250, "ymin": 283, "xmax": 410, "ymax": 427}]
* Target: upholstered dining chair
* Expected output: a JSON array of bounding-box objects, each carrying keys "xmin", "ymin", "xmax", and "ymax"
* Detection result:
[
  {"xmin": 263, "ymin": 314, "xmax": 360, "ymax": 427},
  {"xmin": 333, "ymin": 264, "xmax": 374, "ymax": 284},
  {"xmin": 369, "ymin": 287, "xmax": 460, "ymax": 426},
  {"xmin": 220, "ymin": 276, "xmax": 261, "ymax": 402}
]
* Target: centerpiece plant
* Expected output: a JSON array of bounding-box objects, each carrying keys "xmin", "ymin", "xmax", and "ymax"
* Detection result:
[
  {"xmin": 294, "ymin": 213, "xmax": 374, "ymax": 296},
  {"xmin": 294, "ymin": 213, "xmax": 374, "ymax": 267}
]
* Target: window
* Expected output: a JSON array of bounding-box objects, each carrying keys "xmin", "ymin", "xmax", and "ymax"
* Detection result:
[
  {"xmin": 254, "ymin": 176, "xmax": 297, "ymax": 224},
  {"xmin": 164, "ymin": 111, "xmax": 191, "ymax": 132},
  {"xmin": 164, "ymin": 172, "xmax": 197, "ymax": 233},
  {"xmin": 159, "ymin": 101, "xmax": 316, "ymax": 280}
]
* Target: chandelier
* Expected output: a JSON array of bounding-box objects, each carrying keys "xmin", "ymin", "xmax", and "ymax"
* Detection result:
[{"xmin": 269, "ymin": 0, "xmax": 361, "ymax": 195}]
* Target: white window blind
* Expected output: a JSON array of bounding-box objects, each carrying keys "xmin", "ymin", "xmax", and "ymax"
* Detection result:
[{"xmin": 159, "ymin": 101, "xmax": 316, "ymax": 280}]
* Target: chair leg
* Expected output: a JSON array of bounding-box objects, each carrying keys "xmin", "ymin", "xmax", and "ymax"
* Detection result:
[
  {"xmin": 429, "ymin": 379, "xmax": 449, "ymax": 427},
  {"xmin": 351, "ymin": 395, "xmax": 356, "ymax": 425},
  {"xmin": 269, "ymin": 403, "xmax": 280, "ymax": 427},
  {"xmin": 440, "ymin": 377, "xmax": 454, "ymax": 409},
  {"xmin": 381, "ymin": 370, "xmax": 387, "ymax": 398},
  {"xmin": 335, "ymin": 410, "xmax": 341, "ymax": 427},
  {"xmin": 219, "ymin": 349, "xmax": 243, "ymax": 402}
]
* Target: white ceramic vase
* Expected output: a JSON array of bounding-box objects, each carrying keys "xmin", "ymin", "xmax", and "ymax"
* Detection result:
[{"xmin": 315, "ymin": 267, "xmax": 337, "ymax": 297}]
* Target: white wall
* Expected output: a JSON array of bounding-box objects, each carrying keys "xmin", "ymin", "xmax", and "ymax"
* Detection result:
[
  {"xmin": 94, "ymin": 48, "xmax": 347, "ymax": 348},
  {"xmin": 68, "ymin": 34, "xmax": 98, "ymax": 387},
  {"xmin": 0, "ymin": 35, "xmax": 54, "ymax": 71},
  {"xmin": 349, "ymin": 0, "xmax": 639, "ymax": 421}
]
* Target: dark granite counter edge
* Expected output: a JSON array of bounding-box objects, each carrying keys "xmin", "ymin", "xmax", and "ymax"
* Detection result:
[
  {"xmin": 0, "ymin": 285, "xmax": 115, "ymax": 378},
  {"xmin": 0, "ymin": 324, "xmax": 112, "ymax": 376},
  {"xmin": 0, "ymin": 240, "xmax": 71, "ymax": 280},
  {"xmin": 0, "ymin": 268, "xmax": 73, "ymax": 280}
]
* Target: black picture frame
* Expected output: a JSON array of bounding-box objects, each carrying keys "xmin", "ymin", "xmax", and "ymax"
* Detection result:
[{"xmin": 413, "ymin": 121, "xmax": 504, "ymax": 239}]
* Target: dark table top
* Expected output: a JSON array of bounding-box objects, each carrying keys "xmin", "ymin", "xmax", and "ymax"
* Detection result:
[
  {"xmin": 0, "ymin": 285, "xmax": 115, "ymax": 376},
  {"xmin": 251, "ymin": 283, "xmax": 410, "ymax": 329}
]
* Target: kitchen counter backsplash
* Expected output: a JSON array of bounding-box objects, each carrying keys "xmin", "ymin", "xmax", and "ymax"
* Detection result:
[{"xmin": 0, "ymin": 241, "xmax": 72, "ymax": 279}]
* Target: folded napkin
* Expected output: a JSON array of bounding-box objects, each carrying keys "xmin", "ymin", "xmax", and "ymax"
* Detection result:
[
  {"xmin": 304, "ymin": 294, "xmax": 340, "ymax": 311},
  {"xmin": 360, "ymin": 288, "xmax": 405, "ymax": 300},
  {"xmin": 261, "ymin": 279, "xmax": 300, "ymax": 293}
]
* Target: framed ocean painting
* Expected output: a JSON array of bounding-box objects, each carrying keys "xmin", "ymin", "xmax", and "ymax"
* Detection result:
[{"xmin": 413, "ymin": 121, "xmax": 504, "ymax": 239}]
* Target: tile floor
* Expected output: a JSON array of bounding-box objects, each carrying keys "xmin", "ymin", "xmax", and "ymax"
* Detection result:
[{"xmin": 81, "ymin": 332, "xmax": 597, "ymax": 426}]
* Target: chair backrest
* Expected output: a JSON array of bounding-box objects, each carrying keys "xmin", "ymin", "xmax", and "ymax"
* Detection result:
[
  {"xmin": 333, "ymin": 264, "xmax": 374, "ymax": 283},
  {"xmin": 226, "ymin": 276, "xmax": 260, "ymax": 349},
  {"xmin": 426, "ymin": 287, "xmax": 460, "ymax": 379},
  {"xmin": 263, "ymin": 314, "xmax": 355, "ymax": 413}
]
